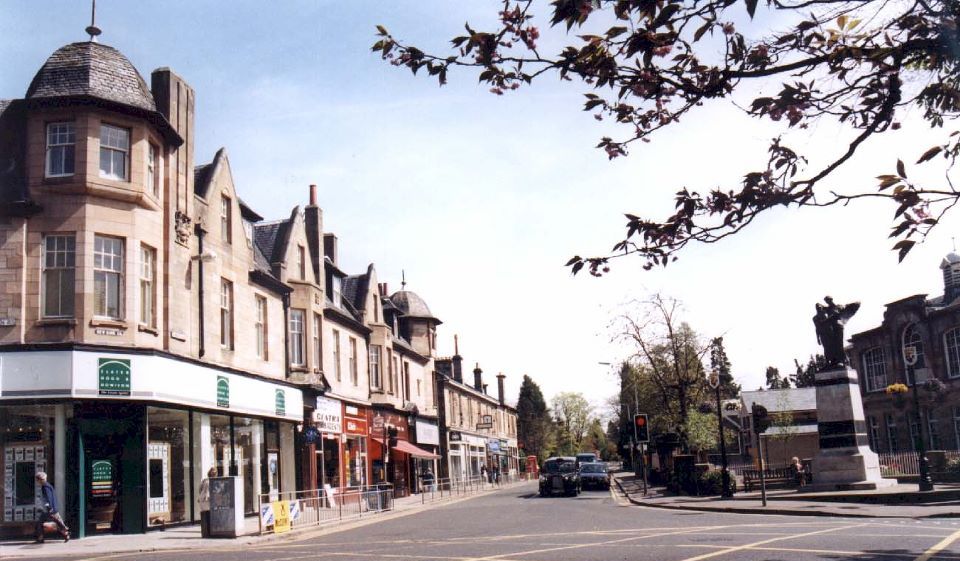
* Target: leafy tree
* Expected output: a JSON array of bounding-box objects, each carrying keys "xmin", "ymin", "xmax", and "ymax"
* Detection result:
[
  {"xmin": 616, "ymin": 294, "xmax": 709, "ymax": 451},
  {"xmin": 374, "ymin": 1, "xmax": 960, "ymax": 274},
  {"xmin": 516, "ymin": 375, "xmax": 554, "ymax": 461},
  {"xmin": 792, "ymin": 354, "xmax": 825, "ymax": 388},
  {"xmin": 765, "ymin": 366, "xmax": 791, "ymax": 390},
  {"xmin": 551, "ymin": 391, "xmax": 593, "ymax": 452},
  {"xmin": 581, "ymin": 418, "xmax": 610, "ymax": 458},
  {"xmin": 767, "ymin": 390, "xmax": 801, "ymax": 463},
  {"xmin": 709, "ymin": 337, "xmax": 741, "ymax": 399}
]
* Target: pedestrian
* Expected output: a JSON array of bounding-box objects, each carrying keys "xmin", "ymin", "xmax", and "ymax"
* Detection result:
[
  {"xmin": 199, "ymin": 467, "xmax": 216, "ymax": 537},
  {"xmin": 34, "ymin": 472, "xmax": 69, "ymax": 543},
  {"xmin": 421, "ymin": 467, "xmax": 435, "ymax": 493},
  {"xmin": 480, "ymin": 465, "xmax": 487, "ymax": 483},
  {"xmin": 791, "ymin": 457, "xmax": 806, "ymax": 487},
  {"xmin": 494, "ymin": 464, "xmax": 501, "ymax": 485}
]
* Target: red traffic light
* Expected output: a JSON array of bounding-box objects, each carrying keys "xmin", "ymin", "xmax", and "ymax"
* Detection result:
[
  {"xmin": 633, "ymin": 413, "xmax": 649, "ymax": 443},
  {"xmin": 635, "ymin": 416, "xmax": 646, "ymax": 426}
]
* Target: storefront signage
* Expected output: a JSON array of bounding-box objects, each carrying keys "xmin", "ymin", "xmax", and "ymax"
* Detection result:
[
  {"xmin": 91, "ymin": 459, "xmax": 113, "ymax": 497},
  {"xmin": 275, "ymin": 389, "xmax": 286, "ymax": 417},
  {"xmin": 415, "ymin": 420, "xmax": 440, "ymax": 445},
  {"xmin": 448, "ymin": 431, "xmax": 462, "ymax": 442},
  {"xmin": 313, "ymin": 396, "xmax": 342, "ymax": 433},
  {"xmin": 98, "ymin": 358, "xmax": 131, "ymax": 396},
  {"xmin": 217, "ymin": 376, "xmax": 230, "ymax": 408},
  {"xmin": 373, "ymin": 412, "xmax": 407, "ymax": 436},
  {"xmin": 272, "ymin": 500, "xmax": 290, "ymax": 533},
  {"xmin": 487, "ymin": 439, "xmax": 501, "ymax": 452},
  {"xmin": 0, "ymin": 317, "xmax": 16, "ymax": 326},
  {"xmin": 344, "ymin": 416, "xmax": 368, "ymax": 436}
]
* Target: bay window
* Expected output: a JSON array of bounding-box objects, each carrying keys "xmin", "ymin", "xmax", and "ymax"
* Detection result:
[
  {"xmin": 41, "ymin": 234, "xmax": 75, "ymax": 318},
  {"xmin": 45, "ymin": 122, "xmax": 75, "ymax": 177},
  {"xmin": 93, "ymin": 235, "xmax": 124, "ymax": 319},
  {"xmin": 99, "ymin": 124, "xmax": 129, "ymax": 180}
]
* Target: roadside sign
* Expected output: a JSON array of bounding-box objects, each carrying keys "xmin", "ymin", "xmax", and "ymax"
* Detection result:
[{"xmin": 272, "ymin": 500, "xmax": 290, "ymax": 533}]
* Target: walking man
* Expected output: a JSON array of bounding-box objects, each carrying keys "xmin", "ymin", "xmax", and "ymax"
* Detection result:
[{"xmin": 34, "ymin": 471, "xmax": 69, "ymax": 543}]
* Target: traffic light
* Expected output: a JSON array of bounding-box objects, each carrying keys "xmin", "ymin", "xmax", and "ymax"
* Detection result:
[
  {"xmin": 387, "ymin": 426, "xmax": 398, "ymax": 448},
  {"xmin": 751, "ymin": 404, "xmax": 770, "ymax": 434},
  {"xmin": 633, "ymin": 413, "xmax": 649, "ymax": 443}
]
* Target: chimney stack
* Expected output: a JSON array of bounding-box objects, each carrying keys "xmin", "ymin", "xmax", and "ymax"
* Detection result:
[
  {"xmin": 308, "ymin": 184, "xmax": 317, "ymax": 206},
  {"xmin": 482, "ymin": 383, "xmax": 488, "ymax": 395},
  {"xmin": 473, "ymin": 363, "xmax": 483, "ymax": 391},
  {"xmin": 452, "ymin": 335, "xmax": 463, "ymax": 383},
  {"xmin": 496, "ymin": 373, "xmax": 505, "ymax": 405},
  {"xmin": 323, "ymin": 233, "xmax": 338, "ymax": 266},
  {"xmin": 304, "ymin": 185, "xmax": 323, "ymax": 282}
]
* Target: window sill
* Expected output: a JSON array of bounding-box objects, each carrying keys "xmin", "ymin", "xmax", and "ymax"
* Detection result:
[
  {"xmin": 37, "ymin": 318, "xmax": 77, "ymax": 327},
  {"xmin": 42, "ymin": 175, "xmax": 75, "ymax": 184},
  {"xmin": 290, "ymin": 366, "xmax": 309, "ymax": 373},
  {"xmin": 89, "ymin": 318, "xmax": 127, "ymax": 329},
  {"xmin": 138, "ymin": 325, "xmax": 158, "ymax": 336}
]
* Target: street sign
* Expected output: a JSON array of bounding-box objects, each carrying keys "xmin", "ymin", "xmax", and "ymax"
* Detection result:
[{"xmin": 633, "ymin": 413, "xmax": 649, "ymax": 443}]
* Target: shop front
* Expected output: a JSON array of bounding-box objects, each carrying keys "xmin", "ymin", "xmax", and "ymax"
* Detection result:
[
  {"xmin": 0, "ymin": 350, "xmax": 303, "ymax": 538},
  {"xmin": 341, "ymin": 406, "xmax": 369, "ymax": 490},
  {"xmin": 411, "ymin": 419, "xmax": 440, "ymax": 492},
  {"xmin": 369, "ymin": 410, "xmax": 409, "ymax": 496},
  {"xmin": 445, "ymin": 431, "xmax": 486, "ymax": 480},
  {"xmin": 305, "ymin": 395, "xmax": 342, "ymax": 491}
]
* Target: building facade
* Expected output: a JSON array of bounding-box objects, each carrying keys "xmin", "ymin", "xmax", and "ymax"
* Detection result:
[
  {"xmin": 0, "ymin": 29, "xmax": 523, "ymax": 538},
  {"xmin": 850, "ymin": 252, "xmax": 960, "ymax": 454}
]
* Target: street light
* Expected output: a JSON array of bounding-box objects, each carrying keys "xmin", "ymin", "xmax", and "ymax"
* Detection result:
[
  {"xmin": 903, "ymin": 345, "xmax": 934, "ymax": 492},
  {"xmin": 708, "ymin": 369, "xmax": 732, "ymax": 498}
]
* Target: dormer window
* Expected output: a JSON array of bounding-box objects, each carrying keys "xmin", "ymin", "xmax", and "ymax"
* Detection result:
[
  {"xmin": 99, "ymin": 124, "xmax": 129, "ymax": 180},
  {"xmin": 45, "ymin": 122, "xmax": 75, "ymax": 177},
  {"xmin": 332, "ymin": 275, "xmax": 342, "ymax": 306}
]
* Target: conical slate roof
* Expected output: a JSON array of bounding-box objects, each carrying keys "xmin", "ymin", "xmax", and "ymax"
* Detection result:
[{"xmin": 26, "ymin": 42, "xmax": 156, "ymax": 112}]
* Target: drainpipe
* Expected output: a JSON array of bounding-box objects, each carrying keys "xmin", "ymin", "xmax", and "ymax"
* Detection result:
[
  {"xmin": 283, "ymin": 292, "xmax": 291, "ymax": 379},
  {"xmin": 195, "ymin": 224, "xmax": 206, "ymax": 358}
]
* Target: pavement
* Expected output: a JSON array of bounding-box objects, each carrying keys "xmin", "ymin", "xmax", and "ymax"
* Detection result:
[
  {"xmin": 614, "ymin": 472, "xmax": 960, "ymax": 518},
  {"xmin": 0, "ymin": 482, "xmax": 525, "ymax": 559},
  {"xmin": 10, "ymin": 481, "xmax": 960, "ymax": 561}
]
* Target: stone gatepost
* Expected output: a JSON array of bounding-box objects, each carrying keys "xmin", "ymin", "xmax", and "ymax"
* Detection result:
[{"xmin": 812, "ymin": 367, "xmax": 894, "ymax": 490}]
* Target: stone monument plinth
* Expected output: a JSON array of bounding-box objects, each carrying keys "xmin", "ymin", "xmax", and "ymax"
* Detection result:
[{"xmin": 811, "ymin": 367, "xmax": 894, "ymax": 490}]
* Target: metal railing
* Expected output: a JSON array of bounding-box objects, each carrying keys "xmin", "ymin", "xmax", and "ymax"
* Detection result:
[
  {"xmin": 878, "ymin": 450, "xmax": 960, "ymax": 476},
  {"xmin": 258, "ymin": 483, "xmax": 394, "ymax": 535}
]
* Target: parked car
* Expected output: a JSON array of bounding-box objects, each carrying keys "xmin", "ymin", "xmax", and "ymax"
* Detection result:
[
  {"xmin": 539, "ymin": 457, "xmax": 581, "ymax": 497},
  {"xmin": 576, "ymin": 452, "xmax": 598, "ymax": 464},
  {"xmin": 578, "ymin": 462, "xmax": 611, "ymax": 490}
]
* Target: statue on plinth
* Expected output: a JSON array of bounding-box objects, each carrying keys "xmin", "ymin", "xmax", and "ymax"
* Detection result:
[{"xmin": 813, "ymin": 296, "xmax": 860, "ymax": 370}]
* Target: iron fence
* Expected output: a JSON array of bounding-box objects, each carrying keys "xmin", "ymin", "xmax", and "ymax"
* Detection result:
[
  {"xmin": 258, "ymin": 483, "xmax": 394, "ymax": 535},
  {"xmin": 878, "ymin": 450, "xmax": 960, "ymax": 476}
]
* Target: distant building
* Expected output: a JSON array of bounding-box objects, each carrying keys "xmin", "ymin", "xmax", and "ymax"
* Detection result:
[
  {"xmin": 850, "ymin": 252, "xmax": 960, "ymax": 453},
  {"xmin": 740, "ymin": 388, "xmax": 818, "ymax": 465}
]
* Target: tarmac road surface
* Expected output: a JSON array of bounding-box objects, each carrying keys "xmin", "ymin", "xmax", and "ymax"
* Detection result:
[{"xmin": 14, "ymin": 482, "xmax": 960, "ymax": 561}]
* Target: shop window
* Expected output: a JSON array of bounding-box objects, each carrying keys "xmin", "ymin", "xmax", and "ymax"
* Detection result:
[
  {"xmin": 94, "ymin": 235, "xmax": 124, "ymax": 319},
  {"xmin": 42, "ymin": 234, "xmax": 75, "ymax": 318},
  {"xmin": 46, "ymin": 122, "xmax": 75, "ymax": 177},
  {"xmin": 99, "ymin": 124, "xmax": 129, "ymax": 180},
  {"xmin": 146, "ymin": 407, "xmax": 189, "ymax": 526},
  {"xmin": 343, "ymin": 435, "xmax": 367, "ymax": 488},
  {"xmin": 1, "ymin": 405, "xmax": 62, "ymax": 523}
]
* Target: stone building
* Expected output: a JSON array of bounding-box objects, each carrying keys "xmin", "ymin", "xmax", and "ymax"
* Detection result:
[
  {"xmin": 739, "ymin": 388, "xmax": 818, "ymax": 466},
  {"xmin": 0, "ymin": 25, "xmax": 522, "ymax": 537},
  {"xmin": 435, "ymin": 341, "xmax": 520, "ymax": 480},
  {"xmin": 850, "ymin": 252, "xmax": 960, "ymax": 453},
  {"xmin": 0, "ymin": 38, "xmax": 303, "ymax": 537}
]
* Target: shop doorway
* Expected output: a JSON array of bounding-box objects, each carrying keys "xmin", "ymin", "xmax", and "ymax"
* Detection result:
[{"xmin": 76, "ymin": 403, "xmax": 146, "ymax": 536}]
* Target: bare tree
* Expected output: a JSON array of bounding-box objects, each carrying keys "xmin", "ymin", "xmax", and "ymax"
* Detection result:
[{"xmin": 616, "ymin": 294, "xmax": 710, "ymax": 451}]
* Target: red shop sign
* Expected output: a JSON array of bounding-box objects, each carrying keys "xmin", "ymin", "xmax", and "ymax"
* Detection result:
[{"xmin": 344, "ymin": 416, "xmax": 368, "ymax": 436}]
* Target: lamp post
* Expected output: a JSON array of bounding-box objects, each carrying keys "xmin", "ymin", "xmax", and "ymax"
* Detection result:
[
  {"xmin": 903, "ymin": 346, "xmax": 934, "ymax": 492},
  {"xmin": 709, "ymin": 369, "xmax": 732, "ymax": 498}
]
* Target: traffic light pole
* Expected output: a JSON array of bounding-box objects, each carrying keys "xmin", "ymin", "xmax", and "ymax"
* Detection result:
[
  {"xmin": 639, "ymin": 443, "xmax": 647, "ymax": 496},
  {"xmin": 754, "ymin": 427, "xmax": 767, "ymax": 507}
]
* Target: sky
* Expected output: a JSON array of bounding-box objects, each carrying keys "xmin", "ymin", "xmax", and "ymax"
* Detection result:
[{"xmin": 3, "ymin": 1, "xmax": 958, "ymax": 417}]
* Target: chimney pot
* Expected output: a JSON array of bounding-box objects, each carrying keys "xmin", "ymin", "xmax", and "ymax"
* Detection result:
[
  {"xmin": 309, "ymin": 184, "xmax": 317, "ymax": 206},
  {"xmin": 473, "ymin": 363, "xmax": 483, "ymax": 391},
  {"xmin": 496, "ymin": 373, "xmax": 505, "ymax": 406}
]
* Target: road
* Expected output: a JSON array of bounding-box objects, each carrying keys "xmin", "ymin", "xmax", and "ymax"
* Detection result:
[{"xmin": 23, "ymin": 482, "xmax": 960, "ymax": 561}]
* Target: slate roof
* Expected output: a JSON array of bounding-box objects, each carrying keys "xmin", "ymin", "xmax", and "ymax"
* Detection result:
[
  {"xmin": 193, "ymin": 148, "xmax": 227, "ymax": 199},
  {"xmin": 253, "ymin": 220, "xmax": 289, "ymax": 265},
  {"xmin": 26, "ymin": 42, "xmax": 156, "ymax": 111},
  {"xmin": 390, "ymin": 290, "xmax": 440, "ymax": 322},
  {"xmin": 741, "ymin": 388, "xmax": 816, "ymax": 413}
]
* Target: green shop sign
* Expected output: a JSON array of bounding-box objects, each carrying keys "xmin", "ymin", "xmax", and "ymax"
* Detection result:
[
  {"xmin": 90, "ymin": 459, "xmax": 114, "ymax": 497},
  {"xmin": 217, "ymin": 376, "xmax": 230, "ymax": 408},
  {"xmin": 275, "ymin": 389, "xmax": 286, "ymax": 417},
  {"xmin": 98, "ymin": 358, "xmax": 131, "ymax": 396}
]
